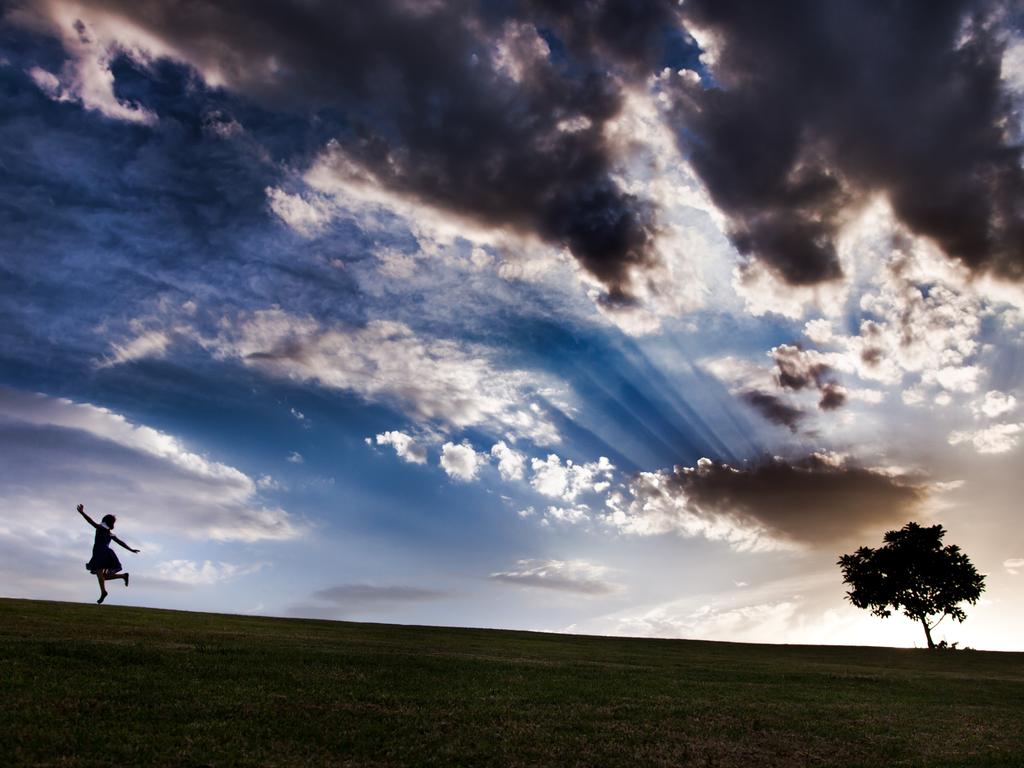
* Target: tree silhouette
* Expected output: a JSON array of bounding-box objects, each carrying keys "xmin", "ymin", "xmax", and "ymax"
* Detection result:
[{"xmin": 838, "ymin": 522, "xmax": 986, "ymax": 649}]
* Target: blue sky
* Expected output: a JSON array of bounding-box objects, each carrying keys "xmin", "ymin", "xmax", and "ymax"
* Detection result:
[{"xmin": 2, "ymin": 0, "xmax": 1023, "ymax": 650}]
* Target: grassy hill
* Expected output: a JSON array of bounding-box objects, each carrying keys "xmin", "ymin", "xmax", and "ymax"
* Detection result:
[{"xmin": 1, "ymin": 598, "xmax": 1022, "ymax": 767}]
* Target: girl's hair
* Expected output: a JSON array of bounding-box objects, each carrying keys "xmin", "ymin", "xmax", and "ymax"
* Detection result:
[{"xmin": 101, "ymin": 514, "xmax": 116, "ymax": 527}]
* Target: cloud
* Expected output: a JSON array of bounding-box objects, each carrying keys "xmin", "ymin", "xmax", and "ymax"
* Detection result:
[
  {"xmin": 704, "ymin": 347, "xmax": 844, "ymax": 433},
  {"xmin": 375, "ymin": 430, "xmax": 427, "ymax": 465},
  {"xmin": 310, "ymin": 584, "xmax": 450, "ymax": 605},
  {"xmin": 13, "ymin": 4, "xmax": 162, "ymax": 124},
  {"xmin": 26, "ymin": 65, "xmax": 61, "ymax": 96},
  {"xmin": 772, "ymin": 344, "xmax": 832, "ymax": 392},
  {"xmin": 256, "ymin": 474, "xmax": 282, "ymax": 491},
  {"xmin": 1005, "ymin": 35, "xmax": 1024, "ymax": 94},
  {"xmin": 489, "ymin": 559, "xmax": 620, "ymax": 596},
  {"xmin": 529, "ymin": 454, "xmax": 615, "ymax": 501},
  {"xmin": 971, "ymin": 391, "xmax": 1018, "ymax": 419},
  {"xmin": 739, "ymin": 391, "xmax": 804, "ymax": 433},
  {"xmin": 541, "ymin": 504, "xmax": 592, "ymax": 526},
  {"xmin": 265, "ymin": 187, "xmax": 333, "ymax": 238},
  {"xmin": 153, "ymin": 559, "xmax": 265, "ymax": 586},
  {"xmin": 737, "ymin": 201, "xmax": 1001, "ymax": 414},
  {"xmin": 1004, "ymin": 558, "xmax": 1024, "ymax": 575},
  {"xmin": 582, "ymin": 84, "xmax": 722, "ymax": 332},
  {"xmin": 771, "ymin": 344, "xmax": 846, "ymax": 410},
  {"xmin": 105, "ymin": 308, "xmax": 563, "ymax": 446},
  {"xmin": 731, "ymin": 259, "xmax": 851, "ymax": 320},
  {"xmin": 12, "ymin": 0, "xmax": 693, "ymax": 300},
  {"xmin": 837, "ymin": 210, "xmax": 987, "ymax": 387},
  {"xmin": 192, "ymin": 309, "xmax": 562, "ymax": 445},
  {"xmin": 817, "ymin": 381, "xmax": 847, "ymax": 411},
  {"xmin": 665, "ymin": 0, "xmax": 1024, "ymax": 286},
  {"xmin": 490, "ymin": 440, "xmax": 525, "ymax": 481},
  {"xmin": 286, "ymin": 451, "xmax": 304, "ymax": 464},
  {"xmin": 804, "ymin": 319, "xmax": 835, "ymax": 345},
  {"xmin": 948, "ymin": 423, "xmax": 1024, "ymax": 454},
  {"xmin": 605, "ymin": 454, "xmax": 924, "ymax": 550},
  {"xmin": 612, "ymin": 597, "xmax": 809, "ymax": 643},
  {"xmin": 0, "ymin": 386, "xmax": 302, "ymax": 545},
  {"xmin": 923, "ymin": 365, "xmax": 981, "ymax": 394},
  {"xmin": 96, "ymin": 328, "xmax": 172, "ymax": 368},
  {"xmin": 439, "ymin": 441, "xmax": 488, "ymax": 482}
]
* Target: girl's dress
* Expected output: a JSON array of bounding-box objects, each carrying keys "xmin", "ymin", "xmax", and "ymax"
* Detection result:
[{"xmin": 86, "ymin": 524, "xmax": 122, "ymax": 574}]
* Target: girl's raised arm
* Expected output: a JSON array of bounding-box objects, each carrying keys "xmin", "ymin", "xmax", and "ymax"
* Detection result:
[{"xmin": 76, "ymin": 503, "xmax": 98, "ymax": 529}]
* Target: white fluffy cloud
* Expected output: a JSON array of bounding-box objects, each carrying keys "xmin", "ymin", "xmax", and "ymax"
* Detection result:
[
  {"xmin": 529, "ymin": 454, "xmax": 614, "ymax": 501},
  {"xmin": 541, "ymin": 504, "xmax": 592, "ymax": 526},
  {"xmin": 971, "ymin": 391, "xmax": 1018, "ymax": 420},
  {"xmin": 439, "ymin": 441, "xmax": 488, "ymax": 482},
  {"xmin": 265, "ymin": 187, "xmax": 333, "ymax": 237},
  {"xmin": 803, "ymin": 318, "xmax": 835, "ymax": 344},
  {"xmin": 732, "ymin": 260, "xmax": 849, "ymax": 321},
  {"xmin": 948, "ymin": 423, "xmax": 1024, "ymax": 454},
  {"xmin": 375, "ymin": 430, "xmax": 427, "ymax": 465},
  {"xmin": 489, "ymin": 559, "xmax": 620, "ymax": 595},
  {"xmin": 922, "ymin": 365, "xmax": 981, "ymax": 394},
  {"xmin": 490, "ymin": 440, "xmax": 525, "ymax": 481},
  {"xmin": 1004, "ymin": 558, "xmax": 1024, "ymax": 576}
]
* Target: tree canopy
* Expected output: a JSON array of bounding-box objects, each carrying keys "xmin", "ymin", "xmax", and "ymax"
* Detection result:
[{"xmin": 838, "ymin": 522, "xmax": 986, "ymax": 649}]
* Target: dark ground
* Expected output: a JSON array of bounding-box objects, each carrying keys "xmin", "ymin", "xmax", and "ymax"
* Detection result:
[{"xmin": 1, "ymin": 598, "xmax": 1022, "ymax": 767}]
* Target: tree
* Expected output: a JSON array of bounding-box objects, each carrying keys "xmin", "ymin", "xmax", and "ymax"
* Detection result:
[{"xmin": 838, "ymin": 522, "xmax": 986, "ymax": 649}]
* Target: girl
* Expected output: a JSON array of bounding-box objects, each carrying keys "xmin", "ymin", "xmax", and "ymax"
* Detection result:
[{"xmin": 77, "ymin": 503, "xmax": 140, "ymax": 604}]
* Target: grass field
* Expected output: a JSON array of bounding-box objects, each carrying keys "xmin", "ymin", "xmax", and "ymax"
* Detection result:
[{"xmin": 1, "ymin": 598, "xmax": 1022, "ymax": 767}]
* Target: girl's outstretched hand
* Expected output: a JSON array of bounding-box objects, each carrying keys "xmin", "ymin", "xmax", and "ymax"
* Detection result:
[
  {"xmin": 76, "ymin": 503, "xmax": 84, "ymax": 513},
  {"xmin": 131, "ymin": 548, "xmax": 141, "ymax": 554}
]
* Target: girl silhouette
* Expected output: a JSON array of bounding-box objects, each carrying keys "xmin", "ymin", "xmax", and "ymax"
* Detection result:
[{"xmin": 77, "ymin": 503, "xmax": 139, "ymax": 604}]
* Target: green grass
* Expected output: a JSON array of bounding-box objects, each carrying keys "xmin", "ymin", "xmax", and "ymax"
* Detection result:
[{"xmin": 1, "ymin": 598, "xmax": 1022, "ymax": 767}]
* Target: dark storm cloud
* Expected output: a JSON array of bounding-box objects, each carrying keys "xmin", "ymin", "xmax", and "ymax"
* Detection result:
[
  {"xmin": 771, "ymin": 344, "xmax": 847, "ymax": 411},
  {"xmin": 669, "ymin": 0, "xmax": 1024, "ymax": 284},
  {"xmin": 667, "ymin": 455, "xmax": 925, "ymax": 545},
  {"xmin": 524, "ymin": 0, "xmax": 682, "ymax": 73},
  {"xmin": 772, "ymin": 344, "xmax": 830, "ymax": 391},
  {"xmin": 817, "ymin": 381, "xmax": 847, "ymax": 411},
  {"xmin": 740, "ymin": 390, "xmax": 804, "ymax": 432},
  {"xmin": 21, "ymin": 0, "xmax": 685, "ymax": 299}
]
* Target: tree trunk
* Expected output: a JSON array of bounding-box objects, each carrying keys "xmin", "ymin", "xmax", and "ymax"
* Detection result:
[{"xmin": 920, "ymin": 617, "xmax": 935, "ymax": 649}]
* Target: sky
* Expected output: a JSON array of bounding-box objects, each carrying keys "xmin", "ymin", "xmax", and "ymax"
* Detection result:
[{"xmin": 1, "ymin": 0, "xmax": 1023, "ymax": 651}]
